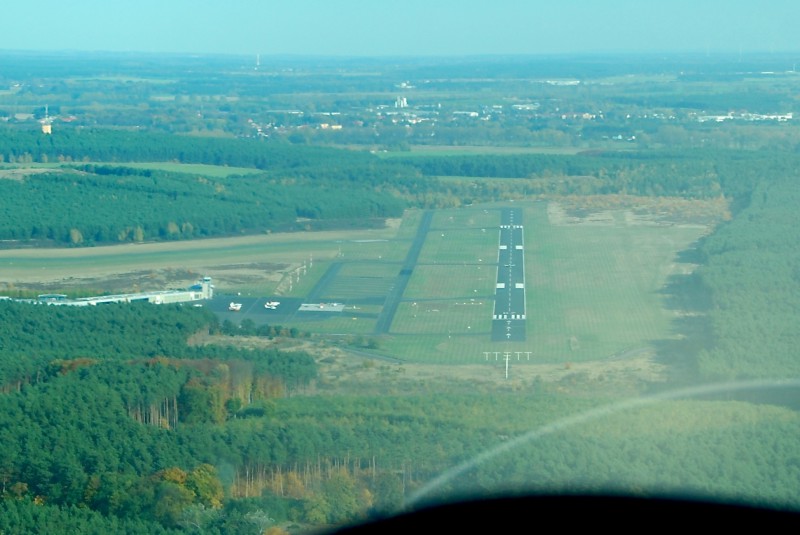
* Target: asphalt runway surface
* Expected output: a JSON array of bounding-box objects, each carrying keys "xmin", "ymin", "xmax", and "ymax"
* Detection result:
[
  {"xmin": 491, "ymin": 208, "xmax": 527, "ymax": 342},
  {"xmin": 205, "ymin": 207, "xmax": 528, "ymax": 343},
  {"xmin": 373, "ymin": 210, "xmax": 433, "ymax": 334}
]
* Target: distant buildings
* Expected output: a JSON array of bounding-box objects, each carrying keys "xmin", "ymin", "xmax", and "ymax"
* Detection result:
[
  {"xmin": 41, "ymin": 104, "xmax": 52, "ymax": 134},
  {"xmin": 14, "ymin": 278, "xmax": 214, "ymax": 307},
  {"xmin": 696, "ymin": 112, "xmax": 793, "ymax": 123}
]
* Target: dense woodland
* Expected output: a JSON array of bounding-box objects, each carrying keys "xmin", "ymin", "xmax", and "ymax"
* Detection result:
[
  {"xmin": 1, "ymin": 125, "xmax": 798, "ymax": 246},
  {"xmin": 0, "ymin": 301, "xmax": 797, "ymax": 532},
  {"xmin": 694, "ymin": 172, "xmax": 800, "ymax": 379},
  {"xmin": 1, "ymin": 53, "xmax": 800, "ymax": 532},
  {"xmin": 0, "ymin": 129, "xmax": 414, "ymax": 244}
]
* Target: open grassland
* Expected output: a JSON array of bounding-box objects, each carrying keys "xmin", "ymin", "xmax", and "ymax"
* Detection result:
[
  {"xmin": 274, "ymin": 261, "xmax": 331, "ymax": 298},
  {"xmin": 112, "ymin": 162, "xmax": 264, "ymax": 177},
  {"xmin": 321, "ymin": 262, "xmax": 399, "ymax": 301},
  {"xmin": 0, "ymin": 161, "xmax": 263, "ymax": 179},
  {"xmin": 380, "ymin": 200, "xmax": 712, "ymax": 364},
  {"xmin": 431, "ymin": 206, "xmax": 500, "ymax": 229},
  {"xmin": 417, "ymin": 228, "xmax": 498, "ymax": 265},
  {"xmin": 0, "ymin": 199, "xmax": 715, "ymax": 368},
  {"xmin": 380, "ymin": 145, "xmax": 587, "ymax": 157},
  {"xmin": 335, "ymin": 238, "xmax": 408, "ymax": 263},
  {"xmin": 391, "ymin": 300, "xmax": 492, "ymax": 334},
  {"xmin": 335, "ymin": 261, "xmax": 402, "ymax": 279},
  {"xmin": 404, "ymin": 264, "xmax": 494, "ymax": 300},
  {"xmin": 391, "ymin": 210, "xmax": 425, "ymax": 240},
  {"xmin": 0, "ymin": 226, "xmax": 400, "ymax": 295},
  {"xmin": 526, "ymin": 201, "xmax": 709, "ymax": 363}
]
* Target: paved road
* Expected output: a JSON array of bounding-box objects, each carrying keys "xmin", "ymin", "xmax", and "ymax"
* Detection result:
[{"xmin": 491, "ymin": 208, "xmax": 527, "ymax": 342}]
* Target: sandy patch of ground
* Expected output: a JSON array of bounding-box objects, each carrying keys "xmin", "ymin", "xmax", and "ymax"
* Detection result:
[
  {"xmin": 323, "ymin": 347, "xmax": 665, "ymax": 398},
  {"xmin": 384, "ymin": 218, "xmax": 402, "ymax": 230},
  {"xmin": 0, "ymin": 168, "xmax": 59, "ymax": 180},
  {"xmin": 192, "ymin": 332, "xmax": 665, "ymax": 397},
  {"xmin": 547, "ymin": 195, "xmax": 730, "ymax": 227},
  {"xmin": 0, "ymin": 262, "xmax": 292, "ymax": 295}
]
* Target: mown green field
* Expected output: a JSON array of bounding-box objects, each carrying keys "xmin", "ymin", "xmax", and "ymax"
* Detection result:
[
  {"xmin": 0, "ymin": 162, "xmax": 263, "ymax": 178},
  {"xmin": 271, "ymin": 201, "xmax": 707, "ymax": 364},
  {"xmin": 120, "ymin": 162, "xmax": 263, "ymax": 177},
  {"xmin": 320, "ymin": 262, "xmax": 399, "ymax": 301},
  {"xmin": 0, "ymin": 197, "xmax": 710, "ymax": 366},
  {"xmin": 377, "ymin": 202, "xmax": 707, "ymax": 364},
  {"xmin": 0, "ymin": 228, "xmax": 399, "ymax": 287},
  {"xmin": 378, "ymin": 145, "xmax": 586, "ymax": 157},
  {"xmin": 404, "ymin": 264, "xmax": 494, "ymax": 300},
  {"xmin": 522, "ymin": 205, "xmax": 704, "ymax": 363}
]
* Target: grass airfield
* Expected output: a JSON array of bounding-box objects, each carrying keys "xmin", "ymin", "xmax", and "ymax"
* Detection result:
[{"xmin": 0, "ymin": 198, "xmax": 715, "ymax": 366}]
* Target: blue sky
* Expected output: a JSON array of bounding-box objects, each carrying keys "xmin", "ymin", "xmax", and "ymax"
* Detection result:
[{"xmin": 2, "ymin": 0, "xmax": 798, "ymax": 56}]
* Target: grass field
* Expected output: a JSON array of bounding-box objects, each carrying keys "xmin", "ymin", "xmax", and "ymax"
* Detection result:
[
  {"xmin": 0, "ymin": 161, "xmax": 263, "ymax": 178},
  {"xmin": 378, "ymin": 145, "xmax": 587, "ymax": 157},
  {"xmin": 404, "ymin": 265, "xmax": 494, "ymax": 300},
  {"xmin": 0, "ymin": 226, "xmax": 399, "ymax": 294},
  {"xmin": 320, "ymin": 262, "xmax": 399, "ymax": 301},
  {"xmin": 417, "ymin": 229, "xmax": 498, "ymax": 265},
  {"xmin": 378, "ymin": 201, "xmax": 710, "ymax": 364},
  {"xmin": 117, "ymin": 162, "xmax": 264, "ymax": 177},
  {"xmin": 522, "ymin": 204, "xmax": 705, "ymax": 363},
  {"xmin": 0, "ymin": 199, "xmax": 714, "ymax": 367}
]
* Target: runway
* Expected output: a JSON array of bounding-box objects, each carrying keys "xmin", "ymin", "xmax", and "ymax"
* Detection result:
[
  {"xmin": 491, "ymin": 208, "xmax": 526, "ymax": 342},
  {"xmin": 373, "ymin": 210, "xmax": 433, "ymax": 334}
]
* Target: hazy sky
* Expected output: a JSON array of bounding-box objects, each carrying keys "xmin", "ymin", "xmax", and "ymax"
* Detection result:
[{"xmin": 2, "ymin": 0, "xmax": 798, "ymax": 57}]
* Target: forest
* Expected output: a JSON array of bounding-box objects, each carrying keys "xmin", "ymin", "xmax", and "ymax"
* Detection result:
[
  {"xmin": 3, "ymin": 123, "xmax": 800, "ymax": 247},
  {"xmin": 1, "ymin": 298, "xmax": 798, "ymax": 533}
]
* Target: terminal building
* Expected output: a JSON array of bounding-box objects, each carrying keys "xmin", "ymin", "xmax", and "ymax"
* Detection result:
[{"xmin": 30, "ymin": 277, "xmax": 213, "ymax": 307}]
